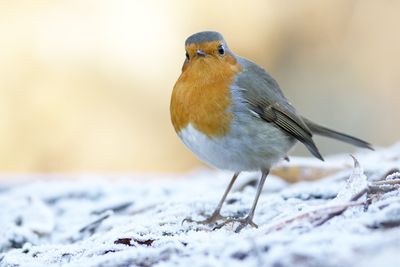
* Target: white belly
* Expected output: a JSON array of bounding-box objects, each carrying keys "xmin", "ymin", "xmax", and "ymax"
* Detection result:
[{"xmin": 178, "ymin": 117, "xmax": 296, "ymax": 171}]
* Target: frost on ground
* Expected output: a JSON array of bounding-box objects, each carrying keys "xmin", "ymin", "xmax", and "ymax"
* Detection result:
[{"xmin": 1, "ymin": 144, "xmax": 400, "ymax": 267}]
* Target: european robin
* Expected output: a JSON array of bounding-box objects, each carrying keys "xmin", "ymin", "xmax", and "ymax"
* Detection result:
[{"xmin": 170, "ymin": 31, "xmax": 373, "ymax": 232}]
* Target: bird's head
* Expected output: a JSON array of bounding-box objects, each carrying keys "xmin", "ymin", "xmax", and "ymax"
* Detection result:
[{"xmin": 181, "ymin": 31, "xmax": 237, "ymax": 72}]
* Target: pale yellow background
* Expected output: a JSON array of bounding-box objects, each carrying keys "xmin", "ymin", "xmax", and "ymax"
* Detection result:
[{"xmin": 0, "ymin": 0, "xmax": 398, "ymax": 172}]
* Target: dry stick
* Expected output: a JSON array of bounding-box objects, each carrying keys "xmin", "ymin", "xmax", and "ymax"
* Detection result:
[
  {"xmin": 265, "ymin": 178, "xmax": 400, "ymax": 234},
  {"xmin": 314, "ymin": 187, "xmax": 368, "ymax": 226},
  {"xmin": 91, "ymin": 201, "xmax": 133, "ymax": 215},
  {"xmin": 75, "ymin": 203, "xmax": 158, "ymax": 240},
  {"xmin": 129, "ymin": 203, "xmax": 159, "ymax": 215},
  {"xmin": 367, "ymin": 178, "xmax": 400, "ymax": 194},
  {"xmin": 372, "ymin": 179, "xmax": 400, "ymax": 186},
  {"xmin": 264, "ymin": 200, "xmax": 366, "ymax": 234},
  {"xmin": 265, "ymin": 162, "xmax": 399, "ymax": 232},
  {"xmin": 79, "ymin": 211, "xmax": 113, "ymax": 233},
  {"xmin": 377, "ymin": 168, "xmax": 400, "ymax": 181}
]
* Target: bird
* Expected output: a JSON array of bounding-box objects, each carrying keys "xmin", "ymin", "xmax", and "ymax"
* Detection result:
[{"xmin": 170, "ymin": 31, "xmax": 373, "ymax": 233}]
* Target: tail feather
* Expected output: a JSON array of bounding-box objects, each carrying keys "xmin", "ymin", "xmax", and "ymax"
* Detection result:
[{"xmin": 302, "ymin": 117, "xmax": 374, "ymax": 150}]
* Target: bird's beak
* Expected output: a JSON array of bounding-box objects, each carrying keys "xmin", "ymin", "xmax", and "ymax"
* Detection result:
[{"xmin": 196, "ymin": 49, "xmax": 207, "ymax": 57}]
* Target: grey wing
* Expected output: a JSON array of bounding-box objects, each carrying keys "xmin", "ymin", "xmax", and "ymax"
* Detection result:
[{"xmin": 235, "ymin": 57, "xmax": 324, "ymax": 161}]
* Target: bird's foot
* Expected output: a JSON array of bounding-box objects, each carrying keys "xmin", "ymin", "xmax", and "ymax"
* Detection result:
[
  {"xmin": 182, "ymin": 211, "xmax": 229, "ymax": 226},
  {"xmin": 213, "ymin": 216, "xmax": 258, "ymax": 233}
]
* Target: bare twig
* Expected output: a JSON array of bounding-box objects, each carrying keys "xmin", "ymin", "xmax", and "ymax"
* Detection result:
[
  {"xmin": 79, "ymin": 211, "xmax": 112, "ymax": 234},
  {"xmin": 372, "ymin": 179, "xmax": 400, "ymax": 186},
  {"xmin": 265, "ymin": 156, "xmax": 400, "ymax": 233},
  {"xmin": 114, "ymin": 237, "xmax": 155, "ymax": 246},
  {"xmin": 129, "ymin": 203, "xmax": 158, "ymax": 215},
  {"xmin": 377, "ymin": 168, "xmax": 400, "ymax": 181},
  {"xmin": 91, "ymin": 201, "xmax": 133, "ymax": 215},
  {"xmin": 264, "ymin": 200, "xmax": 366, "ymax": 233}
]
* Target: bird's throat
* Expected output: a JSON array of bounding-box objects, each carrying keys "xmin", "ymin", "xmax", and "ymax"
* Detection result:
[{"xmin": 170, "ymin": 56, "xmax": 242, "ymax": 137}]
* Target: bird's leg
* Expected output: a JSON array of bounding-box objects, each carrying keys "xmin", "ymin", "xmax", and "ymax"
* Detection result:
[
  {"xmin": 214, "ymin": 169, "xmax": 269, "ymax": 233},
  {"xmin": 184, "ymin": 172, "xmax": 240, "ymax": 225}
]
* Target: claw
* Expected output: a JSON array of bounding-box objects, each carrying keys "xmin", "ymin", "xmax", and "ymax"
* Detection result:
[
  {"xmin": 235, "ymin": 217, "xmax": 258, "ymax": 233},
  {"xmin": 181, "ymin": 217, "xmax": 193, "ymax": 225},
  {"xmin": 184, "ymin": 212, "xmax": 258, "ymax": 233},
  {"xmin": 213, "ymin": 216, "xmax": 258, "ymax": 233},
  {"xmin": 182, "ymin": 211, "xmax": 228, "ymax": 226}
]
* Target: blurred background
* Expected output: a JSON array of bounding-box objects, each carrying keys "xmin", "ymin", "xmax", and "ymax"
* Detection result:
[{"xmin": 0, "ymin": 0, "xmax": 398, "ymax": 173}]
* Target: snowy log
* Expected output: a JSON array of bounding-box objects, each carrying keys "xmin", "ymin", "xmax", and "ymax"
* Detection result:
[{"xmin": 1, "ymin": 144, "xmax": 400, "ymax": 267}]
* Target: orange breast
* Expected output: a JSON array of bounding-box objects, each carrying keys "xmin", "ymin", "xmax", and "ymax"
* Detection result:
[{"xmin": 170, "ymin": 55, "xmax": 242, "ymax": 137}]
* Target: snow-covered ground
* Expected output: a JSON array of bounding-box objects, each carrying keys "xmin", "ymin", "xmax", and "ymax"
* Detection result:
[{"xmin": 1, "ymin": 144, "xmax": 400, "ymax": 267}]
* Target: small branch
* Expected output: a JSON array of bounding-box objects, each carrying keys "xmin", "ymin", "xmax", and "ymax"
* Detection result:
[
  {"xmin": 368, "ymin": 178, "xmax": 400, "ymax": 194},
  {"xmin": 371, "ymin": 179, "xmax": 400, "ymax": 186},
  {"xmin": 129, "ymin": 203, "xmax": 158, "ymax": 215},
  {"xmin": 264, "ymin": 156, "xmax": 400, "ymax": 234},
  {"xmin": 114, "ymin": 237, "xmax": 155, "ymax": 247},
  {"xmin": 264, "ymin": 200, "xmax": 366, "ymax": 234},
  {"xmin": 79, "ymin": 211, "xmax": 113, "ymax": 234},
  {"xmin": 264, "ymin": 178, "xmax": 400, "ymax": 234},
  {"xmin": 377, "ymin": 168, "xmax": 400, "ymax": 181},
  {"xmin": 91, "ymin": 201, "xmax": 133, "ymax": 215}
]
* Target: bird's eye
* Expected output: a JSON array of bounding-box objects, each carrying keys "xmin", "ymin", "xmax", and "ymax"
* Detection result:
[
  {"xmin": 185, "ymin": 52, "xmax": 190, "ymax": 60},
  {"xmin": 218, "ymin": 45, "xmax": 225, "ymax": 55}
]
